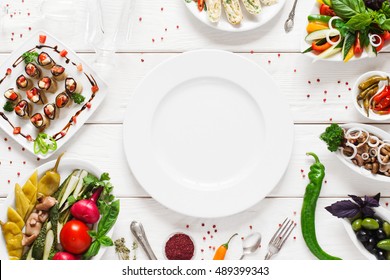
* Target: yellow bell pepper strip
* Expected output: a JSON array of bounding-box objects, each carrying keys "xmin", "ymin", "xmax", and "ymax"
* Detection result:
[
  {"xmin": 344, "ymin": 45, "xmax": 354, "ymax": 62},
  {"xmin": 213, "ymin": 233, "xmax": 237, "ymax": 260},
  {"xmin": 306, "ymin": 22, "xmax": 329, "ymax": 33}
]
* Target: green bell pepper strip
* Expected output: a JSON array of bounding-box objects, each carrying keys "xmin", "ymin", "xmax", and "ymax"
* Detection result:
[
  {"xmin": 308, "ymin": 14, "xmax": 332, "ymax": 23},
  {"xmin": 301, "ymin": 152, "xmax": 342, "ymax": 260}
]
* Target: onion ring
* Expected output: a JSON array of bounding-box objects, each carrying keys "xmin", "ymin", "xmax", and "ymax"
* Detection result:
[
  {"xmin": 326, "ymin": 29, "xmax": 341, "ymax": 46},
  {"xmin": 368, "ymin": 136, "xmax": 380, "ymax": 147},
  {"xmin": 361, "ymin": 153, "xmax": 369, "ymax": 161},
  {"xmin": 369, "ymin": 34, "xmax": 382, "ymax": 48},
  {"xmin": 377, "ymin": 143, "xmax": 390, "ymax": 165},
  {"xmin": 342, "ymin": 142, "xmax": 357, "ymax": 160},
  {"xmin": 328, "ymin": 16, "xmax": 342, "ymax": 29}
]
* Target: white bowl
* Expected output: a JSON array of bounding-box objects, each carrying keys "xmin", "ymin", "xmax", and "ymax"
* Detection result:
[
  {"xmin": 336, "ymin": 123, "xmax": 390, "ymax": 183},
  {"xmin": 352, "ymin": 71, "xmax": 389, "ymax": 121},
  {"xmin": 341, "ymin": 205, "xmax": 390, "ymax": 260}
]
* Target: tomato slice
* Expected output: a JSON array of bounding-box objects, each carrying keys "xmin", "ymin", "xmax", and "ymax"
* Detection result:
[
  {"xmin": 13, "ymin": 127, "xmax": 21, "ymax": 135},
  {"xmin": 319, "ymin": 4, "xmax": 336, "ymax": 16},
  {"xmin": 60, "ymin": 49, "xmax": 68, "ymax": 57},
  {"xmin": 39, "ymin": 35, "xmax": 47, "ymax": 44}
]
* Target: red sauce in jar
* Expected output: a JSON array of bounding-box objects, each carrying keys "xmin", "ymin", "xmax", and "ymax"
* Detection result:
[{"xmin": 165, "ymin": 233, "xmax": 194, "ymax": 260}]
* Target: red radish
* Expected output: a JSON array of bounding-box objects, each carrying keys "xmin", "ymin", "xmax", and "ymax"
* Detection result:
[
  {"xmin": 52, "ymin": 252, "xmax": 78, "ymax": 260},
  {"xmin": 70, "ymin": 187, "xmax": 102, "ymax": 224},
  {"xmin": 39, "ymin": 35, "xmax": 46, "ymax": 44}
]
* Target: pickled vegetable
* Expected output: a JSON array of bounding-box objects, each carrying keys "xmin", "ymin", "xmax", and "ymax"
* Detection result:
[
  {"xmin": 37, "ymin": 153, "xmax": 64, "ymax": 196},
  {"xmin": 7, "ymin": 207, "xmax": 24, "ymax": 230},
  {"xmin": 1, "ymin": 221, "xmax": 23, "ymax": 259},
  {"xmin": 15, "ymin": 183, "xmax": 31, "ymax": 220}
]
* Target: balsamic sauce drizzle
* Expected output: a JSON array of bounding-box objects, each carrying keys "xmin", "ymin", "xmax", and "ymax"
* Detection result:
[{"xmin": 2, "ymin": 43, "xmax": 100, "ymax": 143}]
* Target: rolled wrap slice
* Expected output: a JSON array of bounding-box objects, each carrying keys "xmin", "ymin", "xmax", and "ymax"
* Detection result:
[
  {"xmin": 43, "ymin": 103, "xmax": 58, "ymax": 120},
  {"xmin": 14, "ymin": 100, "xmax": 31, "ymax": 119},
  {"xmin": 26, "ymin": 87, "xmax": 46, "ymax": 105},
  {"xmin": 16, "ymin": 75, "xmax": 33, "ymax": 91},
  {"xmin": 260, "ymin": 0, "xmax": 278, "ymax": 5},
  {"xmin": 55, "ymin": 92, "xmax": 72, "ymax": 108},
  {"xmin": 51, "ymin": 65, "xmax": 66, "ymax": 81},
  {"xmin": 25, "ymin": 63, "xmax": 41, "ymax": 79},
  {"xmin": 30, "ymin": 113, "xmax": 49, "ymax": 131},
  {"xmin": 222, "ymin": 0, "xmax": 243, "ymax": 25},
  {"xmin": 65, "ymin": 77, "xmax": 83, "ymax": 95},
  {"xmin": 37, "ymin": 52, "xmax": 55, "ymax": 69},
  {"xmin": 38, "ymin": 76, "xmax": 57, "ymax": 93},
  {"xmin": 205, "ymin": 0, "xmax": 222, "ymax": 22},
  {"xmin": 4, "ymin": 88, "xmax": 20, "ymax": 103},
  {"xmin": 242, "ymin": 0, "xmax": 262, "ymax": 14}
]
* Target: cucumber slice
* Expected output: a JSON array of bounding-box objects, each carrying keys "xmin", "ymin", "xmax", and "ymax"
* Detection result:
[
  {"xmin": 314, "ymin": 44, "xmax": 342, "ymax": 61},
  {"xmin": 58, "ymin": 174, "xmax": 80, "ymax": 209},
  {"xmin": 43, "ymin": 229, "xmax": 54, "ymax": 260}
]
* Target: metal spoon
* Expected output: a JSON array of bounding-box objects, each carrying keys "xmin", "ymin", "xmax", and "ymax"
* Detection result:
[
  {"xmin": 239, "ymin": 232, "xmax": 262, "ymax": 260},
  {"xmin": 284, "ymin": 0, "xmax": 298, "ymax": 33},
  {"xmin": 130, "ymin": 221, "xmax": 158, "ymax": 260}
]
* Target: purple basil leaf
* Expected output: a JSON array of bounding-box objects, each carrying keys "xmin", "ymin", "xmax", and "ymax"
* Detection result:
[
  {"xmin": 361, "ymin": 206, "xmax": 375, "ymax": 217},
  {"xmin": 348, "ymin": 194, "xmax": 364, "ymax": 207},
  {"xmin": 325, "ymin": 200, "xmax": 361, "ymax": 218},
  {"xmin": 373, "ymin": 193, "xmax": 381, "ymax": 203},
  {"xmin": 364, "ymin": 195, "xmax": 380, "ymax": 208}
]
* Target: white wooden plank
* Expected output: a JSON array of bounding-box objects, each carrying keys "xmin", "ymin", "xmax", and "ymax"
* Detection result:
[
  {"xmin": 0, "ymin": 197, "xmax": 371, "ymax": 260},
  {"xmin": 2, "ymin": 124, "xmax": 390, "ymax": 199},
  {"xmin": 0, "ymin": 0, "xmax": 316, "ymax": 52},
  {"xmin": 1, "ymin": 52, "xmax": 388, "ymax": 124}
]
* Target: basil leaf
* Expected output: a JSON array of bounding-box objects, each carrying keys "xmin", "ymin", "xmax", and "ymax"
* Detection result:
[
  {"xmin": 343, "ymin": 33, "xmax": 356, "ymax": 59},
  {"xmin": 100, "ymin": 173, "xmax": 110, "ymax": 181},
  {"xmin": 83, "ymin": 240, "xmax": 101, "ymax": 259},
  {"xmin": 97, "ymin": 199, "xmax": 120, "ymax": 238},
  {"xmin": 346, "ymin": 13, "xmax": 372, "ymax": 30},
  {"xmin": 380, "ymin": 19, "xmax": 390, "ymax": 30},
  {"xmin": 98, "ymin": 235, "xmax": 114, "ymax": 247},
  {"xmin": 332, "ymin": 0, "xmax": 366, "ymax": 19},
  {"xmin": 88, "ymin": 230, "xmax": 98, "ymax": 239}
]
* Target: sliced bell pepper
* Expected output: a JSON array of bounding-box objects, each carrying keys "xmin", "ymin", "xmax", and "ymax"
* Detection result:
[
  {"xmin": 320, "ymin": 4, "xmax": 336, "ymax": 16},
  {"xmin": 306, "ymin": 22, "xmax": 329, "ymax": 33},
  {"xmin": 312, "ymin": 36, "xmax": 339, "ymax": 52},
  {"xmin": 308, "ymin": 15, "xmax": 331, "ymax": 23},
  {"xmin": 354, "ymin": 32, "xmax": 363, "ymax": 56},
  {"xmin": 344, "ymin": 45, "xmax": 354, "ymax": 62}
]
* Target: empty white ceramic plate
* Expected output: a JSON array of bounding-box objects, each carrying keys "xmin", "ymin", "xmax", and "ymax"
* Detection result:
[{"xmin": 123, "ymin": 50, "xmax": 293, "ymax": 218}]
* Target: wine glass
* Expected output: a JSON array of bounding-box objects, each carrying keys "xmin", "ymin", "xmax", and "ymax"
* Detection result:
[{"xmin": 86, "ymin": 0, "xmax": 136, "ymax": 69}]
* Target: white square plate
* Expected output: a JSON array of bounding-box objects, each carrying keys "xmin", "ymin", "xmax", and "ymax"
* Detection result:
[{"xmin": 0, "ymin": 30, "xmax": 107, "ymax": 159}]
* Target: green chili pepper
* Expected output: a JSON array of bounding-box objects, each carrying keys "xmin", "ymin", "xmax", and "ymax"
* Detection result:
[
  {"xmin": 34, "ymin": 133, "xmax": 57, "ymax": 155},
  {"xmin": 301, "ymin": 152, "xmax": 342, "ymax": 260}
]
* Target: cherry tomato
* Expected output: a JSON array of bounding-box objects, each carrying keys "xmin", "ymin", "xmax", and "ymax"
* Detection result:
[{"xmin": 60, "ymin": 220, "xmax": 92, "ymax": 255}]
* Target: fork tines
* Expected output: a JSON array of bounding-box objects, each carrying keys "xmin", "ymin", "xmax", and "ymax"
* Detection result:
[{"xmin": 270, "ymin": 218, "xmax": 296, "ymax": 249}]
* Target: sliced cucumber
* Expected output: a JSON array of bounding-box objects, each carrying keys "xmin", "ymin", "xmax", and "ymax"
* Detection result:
[
  {"xmin": 58, "ymin": 174, "xmax": 80, "ymax": 209},
  {"xmin": 305, "ymin": 29, "xmax": 338, "ymax": 42},
  {"xmin": 43, "ymin": 229, "xmax": 54, "ymax": 260},
  {"xmin": 314, "ymin": 43, "xmax": 342, "ymax": 61}
]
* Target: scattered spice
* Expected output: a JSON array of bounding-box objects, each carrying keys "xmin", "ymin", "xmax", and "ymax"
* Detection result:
[
  {"xmin": 114, "ymin": 238, "xmax": 131, "ymax": 260},
  {"xmin": 165, "ymin": 233, "xmax": 194, "ymax": 260}
]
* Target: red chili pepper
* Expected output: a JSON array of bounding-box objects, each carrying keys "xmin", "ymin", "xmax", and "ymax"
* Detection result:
[
  {"xmin": 376, "ymin": 94, "xmax": 390, "ymax": 110},
  {"xmin": 319, "ymin": 4, "xmax": 336, "ymax": 16},
  {"xmin": 198, "ymin": 0, "xmax": 204, "ymax": 11},
  {"xmin": 39, "ymin": 35, "xmax": 46, "ymax": 44},
  {"xmin": 373, "ymin": 108, "xmax": 390, "ymax": 115},
  {"xmin": 354, "ymin": 32, "xmax": 363, "ymax": 56},
  {"xmin": 373, "ymin": 86, "xmax": 390, "ymax": 104}
]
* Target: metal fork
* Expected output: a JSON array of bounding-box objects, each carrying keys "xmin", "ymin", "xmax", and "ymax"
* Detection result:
[{"xmin": 264, "ymin": 218, "xmax": 296, "ymax": 260}]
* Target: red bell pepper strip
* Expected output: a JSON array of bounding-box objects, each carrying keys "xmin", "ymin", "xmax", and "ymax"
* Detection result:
[
  {"xmin": 319, "ymin": 4, "xmax": 336, "ymax": 16},
  {"xmin": 373, "ymin": 85, "xmax": 390, "ymax": 105},
  {"xmin": 354, "ymin": 32, "xmax": 363, "ymax": 56}
]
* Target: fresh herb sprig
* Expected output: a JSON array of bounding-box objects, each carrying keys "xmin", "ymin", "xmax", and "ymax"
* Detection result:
[
  {"xmin": 22, "ymin": 51, "xmax": 39, "ymax": 64},
  {"xmin": 3, "ymin": 101, "xmax": 14, "ymax": 112},
  {"xmin": 70, "ymin": 93, "xmax": 85, "ymax": 104},
  {"xmin": 325, "ymin": 193, "xmax": 381, "ymax": 218},
  {"xmin": 320, "ymin": 123, "xmax": 345, "ymax": 152}
]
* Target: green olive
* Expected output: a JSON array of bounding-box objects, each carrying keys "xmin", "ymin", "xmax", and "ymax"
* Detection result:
[
  {"xmin": 361, "ymin": 218, "xmax": 379, "ymax": 230},
  {"xmin": 377, "ymin": 239, "xmax": 390, "ymax": 251},
  {"xmin": 383, "ymin": 222, "xmax": 390, "ymax": 237},
  {"xmin": 352, "ymin": 219, "xmax": 363, "ymax": 232}
]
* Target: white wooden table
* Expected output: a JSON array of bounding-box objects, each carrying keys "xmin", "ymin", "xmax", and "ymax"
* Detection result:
[{"xmin": 1, "ymin": 0, "xmax": 390, "ymax": 260}]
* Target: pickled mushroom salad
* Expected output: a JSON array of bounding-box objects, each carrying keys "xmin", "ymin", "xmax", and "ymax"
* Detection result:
[
  {"xmin": 304, "ymin": 0, "xmax": 390, "ymax": 61},
  {"xmin": 320, "ymin": 124, "xmax": 390, "ymax": 176}
]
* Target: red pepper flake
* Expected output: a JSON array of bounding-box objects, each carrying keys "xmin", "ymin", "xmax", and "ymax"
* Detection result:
[
  {"xmin": 20, "ymin": 34, "xmax": 23, "ymax": 38},
  {"xmin": 17, "ymin": 172, "xmax": 20, "ymax": 176},
  {"xmin": 214, "ymin": 229, "xmax": 217, "ymax": 233},
  {"xmin": 8, "ymin": 180, "xmax": 10, "ymax": 184},
  {"xmin": 6, "ymin": 68, "xmax": 12, "ymax": 75},
  {"xmin": 241, "ymin": 237, "xmax": 244, "ymax": 240},
  {"xmin": 165, "ymin": 28, "xmax": 168, "ymax": 31},
  {"xmin": 250, "ymin": 50, "xmax": 254, "ymax": 54},
  {"xmin": 60, "ymin": 49, "xmax": 68, "ymax": 57},
  {"xmin": 202, "ymin": 237, "xmax": 206, "ymax": 241},
  {"xmin": 338, "ymin": 95, "xmax": 341, "ymax": 98},
  {"xmin": 278, "ymin": 223, "xmax": 282, "ymax": 227},
  {"xmin": 329, "ymin": 117, "xmax": 333, "ymax": 121},
  {"xmin": 348, "ymin": 88, "xmax": 351, "ymax": 91},
  {"xmin": 212, "ymin": 225, "xmax": 216, "ymax": 228},
  {"xmin": 186, "ymin": 225, "xmax": 189, "ymax": 229},
  {"xmin": 213, "ymin": 246, "xmax": 216, "ymax": 251},
  {"xmin": 22, "ymin": 147, "xmax": 25, "ymax": 151},
  {"xmin": 11, "ymin": 32, "xmax": 14, "ymax": 36},
  {"xmin": 317, "ymin": 78, "xmax": 320, "ymax": 82},
  {"xmin": 300, "ymin": 169, "xmax": 304, "ymax": 173},
  {"xmin": 307, "ymin": 94, "xmax": 310, "ymax": 98},
  {"xmin": 176, "ymin": 25, "xmax": 180, "ymax": 29},
  {"xmin": 302, "ymin": 174, "xmax": 306, "ymax": 178},
  {"xmin": 141, "ymin": 59, "xmax": 144, "ymax": 62},
  {"xmin": 86, "ymin": 102, "xmax": 92, "ymax": 109},
  {"xmin": 293, "ymin": 236, "xmax": 297, "ymax": 240},
  {"xmin": 209, "ymin": 246, "xmax": 212, "ymax": 249},
  {"xmin": 268, "ymin": 60, "xmax": 271, "ymax": 64},
  {"xmin": 13, "ymin": 127, "xmax": 21, "ymax": 135},
  {"xmin": 8, "ymin": 146, "xmax": 11, "ymax": 151},
  {"xmin": 345, "ymin": 82, "xmax": 349, "ymax": 85},
  {"xmin": 201, "ymin": 223, "xmax": 205, "ymax": 227},
  {"xmin": 308, "ymin": 81, "xmax": 311, "ymax": 84},
  {"xmin": 294, "ymin": 69, "xmax": 297, "ymax": 73},
  {"xmin": 4, "ymin": 138, "xmax": 8, "ymax": 141},
  {"xmin": 210, "ymin": 235, "xmax": 213, "ymax": 239},
  {"xmin": 10, "ymin": 161, "xmax": 12, "ymax": 164},
  {"xmin": 28, "ymin": 27, "xmax": 31, "ymax": 31},
  {"xmin": 10, "ymin": 14, "xmax": 13, "ymax": 18},
  {"xmin": 161, "ymin": 37, "xmax": 164, "ymax": 41},
  {"xmin": 152, "ymin": 38, "xmax": 155, "ymax": 43},
  {"xmin": 249, "ymin": 225, "xmax": 253, "ymax": 230},
  {"xmin": 11, "ymin": 38, "xmax": 14, "ymax": 41},
  {"xmin": 207, "ymin": 231, "xmax": 210, "ymax": 234},
  {"xmin": 92, "ymin": 85, "xmax": 99, "ymax": 93},
  {"xmin": 323, "ymin": 98, "xmax": 326, "ymax": 103},
  {"xmin": 278, "ymin": 53, "xmax": 281, "ymax": 58},
  {"xmin": 324, "ymin": 180, "xmax": 327, "ymax": 184},
  {"xmin": 293, "ymin": 211, "xmax": 297, "ymax": 215},
  {"xmin": 324, "ymin": 90, "xmax": 327, "ymax": 94},
  {"xmin": 338, "ymin": 80, "xmax": 341, "ymax": 84},
  {"xmin": 164, "ymin": 233, "xmax": 194, "ymax": 260},
  {"xmin": 345, "ymin": 106, "xmax": 348, "ymax": 109},
  {"xmin": 201, "ymin": 249, "xmax": 204, "ymax": 253},
  {"xmin": 37, "ymin": 158, "xmax": 40, "ymax": 161},
  {"xmin": 139, "ymin": 17, "xmax": 142, "ymax": 22},
  {"xmin": 39, "ymin": 34, "xmax": 46, "ymax": 44},
  {"xmin": 386, "ymin": 202, "xmax": 389, "ymax": 207},
  {"xmin": 161, "ymin": 7, "xmax": 164, "ymax": 11},
  {"xmin": 23, "ymin": 161, "xmax": 26, "ymax": 165}
]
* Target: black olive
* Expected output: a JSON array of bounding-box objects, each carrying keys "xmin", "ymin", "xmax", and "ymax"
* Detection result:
[
  {"xmin": 376, "ymin": 228, "xmax": 387, "ymax": 240},
  {"xmin": 364, "ymin": 237, "xmax": 377, "ymax": 252},
  {"xmin": 374, "ymin": 217, "xmax": 383, "ymax": 227},
  {"xmin": 375, "ymin": 249, "xmax": 386, "ymax": 260},
  {"xmin": 356, "ymin": 230, "xmax": 370, "ymax": 242}
]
